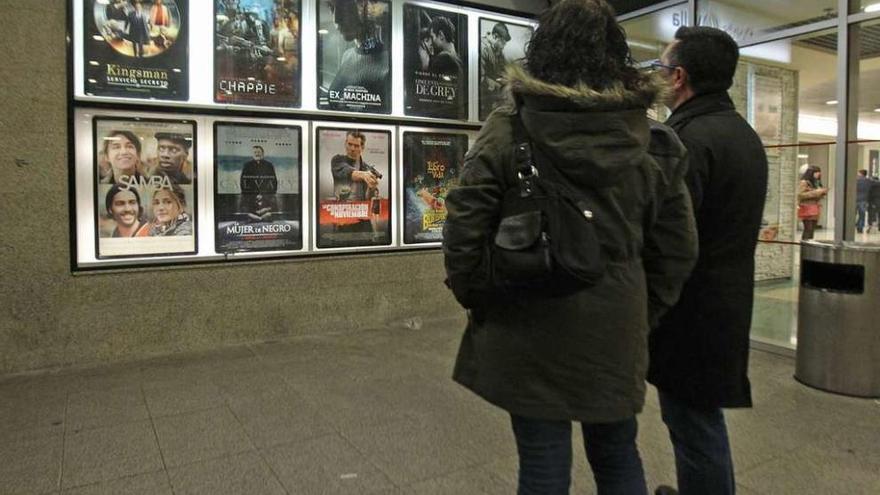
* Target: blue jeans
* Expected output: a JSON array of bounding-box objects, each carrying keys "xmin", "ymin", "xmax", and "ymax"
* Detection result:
[
  {"xmin": 510, "ymin": 414, "xmax": 648, "ymax": 495},
  {"xmin": 857, "ymin": 201, "xmax": 869, "ymax": 232},
  {"xmin": 658, "ymin": 391, "xmax": 735, "ymax": 495}
]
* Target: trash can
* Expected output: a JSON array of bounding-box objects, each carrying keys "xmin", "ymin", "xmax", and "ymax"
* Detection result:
[{"xmin": 795, "ymin": 240, "xmax": 880, "ymax": 398}]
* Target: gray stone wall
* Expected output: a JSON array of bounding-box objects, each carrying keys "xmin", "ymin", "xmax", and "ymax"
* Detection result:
[{"xmin": 730, "ymin": 61, "xmax": 799, "ymax": 281}]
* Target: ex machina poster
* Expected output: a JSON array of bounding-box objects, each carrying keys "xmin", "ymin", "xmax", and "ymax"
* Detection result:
[
  {"xmin": 84, "ymin": 0, "xmax": 189, "ymax": 100},
  {"xmin": 214, "ymin": 0, "xmax": 302, "ymax": 107},
  {"xmin": 316, "ymin": 0, "xmax": 392, "ymax": 114},
  {"xmin": 315, "ymin": 128, "xmax": 392, "ymax": 248},
  {"xmin": 94, "ymin": 117, "xmax": 197, "ymax": 258},
  {"xmin": 402, "ymin": 132, "xmax": 467, "ymax": 244},
  {"xmin": 214, "ymin": 123, "xmax": 303, "ymax": 253},
  {"xmin": 403, "ymin": 4, "xmax": 468, "ymax": 120}
]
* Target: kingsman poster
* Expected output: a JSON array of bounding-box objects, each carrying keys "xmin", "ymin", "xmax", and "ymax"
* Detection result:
[
  {"xmin": 214, "ymin": 0, "xmax": 302, "ymax": 107},
  {"xmin": 94, "ymin": 117, "xmax": 197, "ymax": 258},
  {"xmin": 214, "ymin": 123, "xmax": 303, "ymax": 253},
  {"xmin": 315, "ymin": 128, "xmax": 392, "ymax": 248},
  {"xmin": 402, "ymin": 132, "xmax": 467, "ymax": 244},
  {"xmin": 478, "ymin": 18, "xmax": 532, "ymax": 120},
  {"xmin": 84, "ymin": 0, "xmax": 189, "ymax": 100},
  {"xmin": 403, "ymin": 5, "xmax": 468, "ymax": 120},
  {"xmin": 317, "ymin": 0, "xmax": 392, "ymax": 114}
]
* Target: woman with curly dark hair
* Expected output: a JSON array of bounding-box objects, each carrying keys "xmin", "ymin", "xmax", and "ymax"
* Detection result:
[{"xmin": 442, "ymin": 0, "xmax": 698, "ymax": 493}]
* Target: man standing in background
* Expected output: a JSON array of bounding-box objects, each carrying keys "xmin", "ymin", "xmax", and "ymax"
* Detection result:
[{"xmin": 650, "ymin": 26, "xmax": 769, "ymax": 495}]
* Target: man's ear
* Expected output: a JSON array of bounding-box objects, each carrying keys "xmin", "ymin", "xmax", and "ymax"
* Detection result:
[{"xmin": 673, "ymin": 66, "xmax": 688, "ymax": 90}]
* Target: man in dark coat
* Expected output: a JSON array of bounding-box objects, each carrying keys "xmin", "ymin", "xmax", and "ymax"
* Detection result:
[{"xmin": 649, "ymin": 27, "xmax": 768, "ymax": 495}]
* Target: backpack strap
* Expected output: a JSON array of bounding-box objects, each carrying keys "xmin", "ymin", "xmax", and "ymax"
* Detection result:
[{"xmin": 510, "ymin": 112, "xmax": 595, "ymax": 222}]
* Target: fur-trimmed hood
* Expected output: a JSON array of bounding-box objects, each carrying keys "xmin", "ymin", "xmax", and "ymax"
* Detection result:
[
  {"xmin": 499, "ymin": 65, "xmax": 670, "ymax": 186},
  {"xmin": 505, "ymin": 64, "xmax": 668, "ymax": 111}
]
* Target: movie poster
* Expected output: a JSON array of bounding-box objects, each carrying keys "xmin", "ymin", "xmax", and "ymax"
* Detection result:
[
  {"xmin": 214, "ymin": 123, "xmax": 303, "ymax": 253},
  {"xmin": 84, "ymin": 0, "xmax": 188, "ymax": 100},
  {"xmin": 214, "ymin": 0, "xmax": 302, "ymax": 107},
  {"xmin": 315, "ymin": 128, "xmax": 392, "ymax": 248},
  {"xmin": 94, "ymin": 117, "xmax": 197, "ymax": 258},
  {"xmin": 403, "ymin": 5, "xmax": 468, "ymax": 120},
  {"xmin": 402, "ymin": 132, "xmax": 467, "ymax": 244},
  {"xmin": 478, "ymin": 18, "xmax": 533, "ymax": 120},
  {"xmin": 316, "ymin": 0, "xmax": 392, "ymax": 114}
]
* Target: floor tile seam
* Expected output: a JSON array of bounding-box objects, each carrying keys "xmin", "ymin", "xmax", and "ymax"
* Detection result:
[
  {"xmin": 733, "ymin": 450, "xmax": 791, "ymax": 478},
  {"xmin": 332, "ymin": 420, "xmax": 419, "ymax": 491},
  {"xmin": 142, "ymin": 382, "xmax": 177, "ymax": 495},
  {"xmin": 221, "ymin": 399, "xmax": 291, "ymax": 495},
  {"xmin": 54, "ymin": 468, "xmax": 167, "ymax": 493},
  {"xmin": 398, "ymin": 456, "xmax": 518, "ymax": 489},
  {"xmin": 55, "ymin": 389, "xmax": 70, "ymax": 493}
]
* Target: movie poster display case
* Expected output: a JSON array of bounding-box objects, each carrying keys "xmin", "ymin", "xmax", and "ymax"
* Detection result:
[{"xmin": 69, "ymin": 0, "xmax": 535, "ymax": 270}]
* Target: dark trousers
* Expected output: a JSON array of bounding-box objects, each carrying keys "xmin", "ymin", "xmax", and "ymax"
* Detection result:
[
  {"xmin": 510, "ymin": 414, "xmax": 647, "ymax": 495},
  {"xmin": 658, "ymin": 391, "xmax": 735, "ymax": 495},
  {"xmin": 802, "ymin": 219, "xmax": 817, "ymax": 240}
]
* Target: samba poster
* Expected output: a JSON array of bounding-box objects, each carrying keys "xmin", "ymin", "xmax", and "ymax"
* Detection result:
[
  {"xmin": 402, "ymin": 132, "xmax": 467, "ymax": 244},
  {"xmin": 315, "ymin": 128, "xmax": 392, "ymax": 248},
  {"xmin": 316, "ymin": 0, "xmax": 392, "ymax": 114},
  {"xmin": 478, "ymin": 18, "xmax": 532, "ymax": 121},
  {"xmin": 214, "ymin": 0, "xmax": 302, "ymax": 107},
  {"xmin": 84, "ymin": 0, "xmax": 188, "ymax": 100},
  {"xmin": 94, "ymin": 117, "xmax": 197, "ymax": 258},
  {"xmin": 214, "ymin": 123, "xmax": 303, "ymax": 253},
  {"xmin": 403, "ymin": 4, "xmax": 468, "ymax": 120}
]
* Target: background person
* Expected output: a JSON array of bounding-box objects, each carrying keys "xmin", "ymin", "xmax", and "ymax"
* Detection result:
[
  {"xmin": 443, "ymin": 0, "xmax": 698, "ymax": 493},
  {"xmin": 797, "ymin": 165, "xmax": 827, "ymax": 240},
  {"xmin": 856, "ymin": 169, "xmax": 870, "ymax": 234},
  {"xmin": 649, "ymin": 26, "xmax": 769, "ymax": 495}
]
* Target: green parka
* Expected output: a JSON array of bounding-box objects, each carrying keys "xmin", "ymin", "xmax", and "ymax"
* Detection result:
[{"xmin": 443, "ymin": 67, "xmax": 698, "ymax": 423}]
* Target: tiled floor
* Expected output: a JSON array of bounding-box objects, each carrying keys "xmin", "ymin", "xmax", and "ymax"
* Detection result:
[{"xmin": 1, "ymin": 317, "xmax": 879, "ymax": 494}]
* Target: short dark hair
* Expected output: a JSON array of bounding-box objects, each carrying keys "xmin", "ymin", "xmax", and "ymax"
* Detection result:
[
  {"xmin": 346, "ymin": 130, "xmax": 366, "ymax": 145},
  {"xmin": 430, "ymin": 16, "xmax": 455, "ymax": 43},
  {"xmin": 155, "ymin": 132, "xmax": 192, "ymax": 149},
  {"xmin": 491, "ymin": 22, "xmax": 510, "ymax": 42},
  {"xmin": 526, "ymin": 0, "xmax": 643, "ymax": 91},
  {"xmin": 105, "ymin": 184, "xmax": 143, "ymax": 216},
  {"xmin": 103, "ymin": 130, "xmax": 141, "ymax": 156},
  {"xmin": 253, "ymin": 145, "xmax": 265, "ymax": 152},
  {"xmin": 858, "ymin": 169, "xmax": 868, "ymax": 177},
  {"xmin": 669, "ymin": 26, "xmax": 739, "ymax": 95}
]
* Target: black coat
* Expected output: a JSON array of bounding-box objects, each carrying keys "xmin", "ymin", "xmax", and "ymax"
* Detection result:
[
  {"xmin": 648, "ymin": 92, "xmax": 768, "ymax": 409},
  {"xmin": 444, "ymin": 66, "xmax": 698, "ymax": 422}
]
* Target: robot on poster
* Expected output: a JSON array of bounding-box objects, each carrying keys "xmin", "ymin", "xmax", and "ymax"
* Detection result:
[
  {"xmin": 316, "ymin": 0, "xmax": 392, "ymax": 114},
  {"xmin": 403, "ymin": 4, "xmax": 468, "ymax": 120},
  {"xmin": 478, "ymin": 18, "xmax": 532, "ymax": 120},
  {"xmin": 84, "ymin": 0, "xmax": 188, "ymax": 100},
  {"xmin": 402, "ymin": 132, "xmax": 467, "ymax": 244},
  {"xmin": 214, "ymin": 123, "xmax": 303, "ymax": 253},
  {"xmin": 94, "ymin": 117, "xmax": 197, "ymax": 258},
  {"xmin": 315, "ymin": 128, "xmax": 392, "ymax": 248},
  {"xmin": 214, "ymin": 0, "xmax": 302, "ymax": 107}
]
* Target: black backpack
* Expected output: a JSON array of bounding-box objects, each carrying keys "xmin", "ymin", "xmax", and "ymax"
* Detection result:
[{"xmin": 489, "ymin": 114, "xmax": 605, "ymax": 296}]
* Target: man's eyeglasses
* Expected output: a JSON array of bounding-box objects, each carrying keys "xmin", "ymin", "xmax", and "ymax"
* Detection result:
[{"xmin": 647, "ymin": 62, "xmax": 679, "ymax": 72}]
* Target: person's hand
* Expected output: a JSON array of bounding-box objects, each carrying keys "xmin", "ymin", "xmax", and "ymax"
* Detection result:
[{"xmin": 353, "ymin": 170, "xmax": 379, "ymax": 189}]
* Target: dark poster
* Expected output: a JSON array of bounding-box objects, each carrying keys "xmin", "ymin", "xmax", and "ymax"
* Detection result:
[
  {"xmin": 84, "ymin": 0, "xmax": 188, "ymax": 100},
  {"xmin": 94, "ymin": 117, "xmax": 197, "ymax": 258},
  {"xmin": 403, "ymin": 5, "xmax": 468, "ymax": 120},
  {"xmin": 478, "ymin": 18, "xmax": 532, "ymax": 121},
  {"xmin": 315, "ymin": 128, "xmax": 392, "ymax": 248},
  {"xmin": 214, "ymin": 123, "xmax": 303, "ymax": 253},
  {"xmin": 317, "ymin": 0, "xmax": 391, "ymax": 114},
  {"xmin": 214, "ymin": 0, "xmax": 302, "ymax": 107},
  {"xmin": 402, "ymin": 132, "xmax": 467, "ymax": 244}
]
